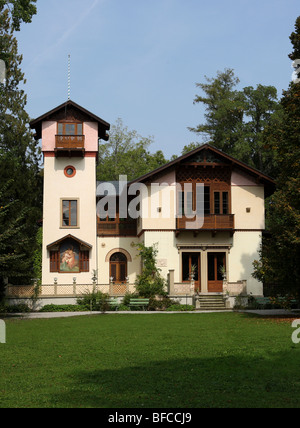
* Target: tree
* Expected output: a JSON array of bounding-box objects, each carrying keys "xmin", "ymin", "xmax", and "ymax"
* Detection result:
[
  {"xmin": 188, "ymin": 68, "xmax": 245, "ymax": 154},
  {"xmin": 189, "ymin": 69, "xmax": 281, "ymax": 176},
  {"xmin": 181, "ymin": 142, "xmax": 203, "ymax": 155},
  {"xmin": 253, "ymin": 17, "xmax": 300, "ymax": 292},
  {"xmin": 0, "ymin": 180, "xmax": 31, "ymax": 298},
  {"xmin": 0, "ymin": 0, "xmax": 37, "ymax": 30},
  {"xmin": 97, "ymin": 118, "xmax": 168, "ymax": 182},
  {"xmin": 237, "ymin": 84, "xmax": 281, "ymax": 176},
  {"xmin": 0, "ymin": 4, "xmax": 42, "ymax": 290}
]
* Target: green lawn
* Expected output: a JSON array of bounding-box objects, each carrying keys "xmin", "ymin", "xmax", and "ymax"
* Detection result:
[{"xmin": 1, "ymin": 312, "xmax": 300, "ymax": 408}]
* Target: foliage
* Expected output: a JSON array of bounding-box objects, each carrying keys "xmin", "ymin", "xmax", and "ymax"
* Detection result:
[
  {"xmin": 134, "ymin": 243, "xmax": 167, "ymax": 298},
  {"xmin": 76, "ymin": 290, "xmax": 111, "ymax": 312},
  {"xmin": 0, "ymin": 180, "xmax": 32, "ymax": 298},
  {"xmin": 289, "ymin": 16, "xmax": 300, "ymax": 63},
  {"xmin": 39, "ymin": 304, "xmax": 88, "ymax": 313},
  {"xmin": 148, "ymin": 296, "xmax": 178, "ymax": 311},
  {"xmin": 32, "ymin": 227, "xmax": 42, "ymax": 286},
  {"xmin": 0, "ymin": 301, "xmax": 30, "ymax": 313},
  {"xmin": 115, "ymin": 304, "xmax": 130, "ymax": 311},
  {"xmin": 165, "ymin": 304, "xmax": 195, "ymax": 312},
  {"xmin": 189, "ymin": 68, "xmax": 245, "ymax": 152},
  {"xmin": 0, "ymin": 0, "xmax": 37, "ymax": 30},
  {"xmin": 122, "ymin": 291, "xmax": 139, "ymax": 306},
  {"xmin": 253, "ymin": 17, "xmax": 300, "ymax": 289},
  {"xmin": 97, "ymin": 118, "xmax": 168, "ymax": 182},
  {"xmin": 181, "ymin": 142, "xmax": 203, "ymax": 155},
  {"xmin": 189, "ymin": 68, "xmax": 281, "ymax": 177},
  {"xmin": 0, "ymin": 6, "xmax": 42, "ymax": 288}
]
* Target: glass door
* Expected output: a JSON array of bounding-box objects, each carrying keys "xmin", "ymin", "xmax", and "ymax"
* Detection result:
[
  {"xmin": 182, "ymin": 253, "xmax": 201, "ymax": 292},
  {"xmin": 207, "ymin": 252, "xmax": 226, "ymax": 292}
]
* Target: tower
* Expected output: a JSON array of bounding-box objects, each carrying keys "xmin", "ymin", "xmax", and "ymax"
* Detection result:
[{"xmin": 30, "ymin": 100, "xmax": 110, "ymax": 288}]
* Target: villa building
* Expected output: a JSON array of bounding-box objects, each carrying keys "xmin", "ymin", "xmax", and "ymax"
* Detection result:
[{"xmin": 16, "ymin": 99, "xmax": 275, "ymax": 308}]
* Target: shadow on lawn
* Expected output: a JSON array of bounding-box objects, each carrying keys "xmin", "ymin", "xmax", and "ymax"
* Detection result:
[{"xmin": 51, "ymin": 350, "xmax": 300, "ymax": 408}]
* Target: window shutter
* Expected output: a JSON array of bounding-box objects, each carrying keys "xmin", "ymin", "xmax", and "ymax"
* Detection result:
[
  {"xmin": 79, "ymin": 251, "xmax": 89, "ymax": 272},
  {"xmin": 50, "ymin": 251, "xmax": 59, "ymax": 272}
]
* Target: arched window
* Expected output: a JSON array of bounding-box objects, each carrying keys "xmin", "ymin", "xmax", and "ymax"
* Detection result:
[{"xmin": 110, "ymin": 252, "xmax": 127, "ymax": 283}]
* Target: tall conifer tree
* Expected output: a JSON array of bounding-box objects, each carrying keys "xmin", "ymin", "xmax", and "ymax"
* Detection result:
[
  {"xmin": 0, "ymin": 1, "xmax": 41, "ymax": 292},
  {"xmin": 253, "ymin": 16, "xmax": 300, "ymax": 291}
]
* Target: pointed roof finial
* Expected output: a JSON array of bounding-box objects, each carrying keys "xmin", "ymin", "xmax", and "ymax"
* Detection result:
[{"xmin": 68, "ymin": 54, "xmax": 71, "ymax": 100}]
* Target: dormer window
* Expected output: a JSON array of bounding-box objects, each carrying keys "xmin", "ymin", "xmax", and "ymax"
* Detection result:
[{"xmin": 58, "ymin": 122, "xmax": 83, "ymax": 136}]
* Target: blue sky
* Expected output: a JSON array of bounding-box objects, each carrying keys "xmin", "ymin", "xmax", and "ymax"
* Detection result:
[{"xmin": 16, "ymin": 0, "xmax": 300, "ymax": 159}]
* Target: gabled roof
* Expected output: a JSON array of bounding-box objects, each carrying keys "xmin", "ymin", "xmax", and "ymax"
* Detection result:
[
  {"xmin": 130, "ymin": 143, "xmax": 276, "ymax": 193},
  {"xmin": 30, "ymin": 99, "xmax": 110, "ymax": 141},
  {"xmin": 47, "ymin": 234, "xmax": 92, "ymax": 250}
]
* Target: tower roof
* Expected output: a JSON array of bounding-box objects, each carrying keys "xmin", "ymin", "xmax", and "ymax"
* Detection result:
[{"xmin": 30, "ymin": 100, "xmax": 110, "ymax": 141}]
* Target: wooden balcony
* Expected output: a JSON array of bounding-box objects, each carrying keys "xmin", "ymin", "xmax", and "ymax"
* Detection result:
[
  {"xmin": 55, "ymin": 135, "xmax": 85, "ymax": 156},
  {"xmin": 176, "ymin": 214, "xmax": 235, "ymax": 235},
  {"xmin": 98, "ymin": 217, "xmax": 137, "ymax": 237}
]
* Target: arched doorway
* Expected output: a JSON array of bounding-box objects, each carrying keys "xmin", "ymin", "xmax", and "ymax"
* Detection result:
[{"xmin": 110, "ymin": 252, "xmax": 128, "ymax": 283}]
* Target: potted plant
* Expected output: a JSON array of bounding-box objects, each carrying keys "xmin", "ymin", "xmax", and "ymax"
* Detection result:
[{"xmin": 219, "ymin": 265, "xmax": 227, "ymax": 281}]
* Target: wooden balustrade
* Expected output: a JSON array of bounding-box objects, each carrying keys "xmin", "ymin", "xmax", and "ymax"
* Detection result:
[
  {"xmin": 177, "ymin": 214, "xmax": 235, "ymax": 231},
  {"xmin": 55, "ymin": 135, "xmax": 85, "ymax": 149},
  {"xmin": 97, "ymin": 217, "xmax": 137, "ymax": 236}
]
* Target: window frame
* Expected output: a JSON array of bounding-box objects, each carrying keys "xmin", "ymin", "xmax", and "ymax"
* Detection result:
[
  {"xmin": 60, "ymin": 198, "xmax": 79, "ymax": 229},
  {"xmin": 57, "ymin": 121, "xmax": 83, "ymax": 136},
  {"xmin": 178, "ymin": 184, "xmax": 231, "ymax": 217},
  {"xmin": 109, "ymin": 252, "xmax": 128, "ymax": 283}
]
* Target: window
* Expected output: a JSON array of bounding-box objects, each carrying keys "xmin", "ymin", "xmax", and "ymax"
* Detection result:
[
  {"xmin": 61, "ymin": 200, "xmax": 78, "ymax": 227},
  {"xmin": 178, "ymin": 186, "xmax": 203, "ymax": 217},
  {"xmin": 214, "ymin": 192, "xmax": 221, "ymax": 214},
  {"xmin": 214, "ymin": 191, "xmax": 229, "ymax": 215},
  {"xmin": 179, "ymin": 191, "xmax": 185, "ymax": 216},
  {"xmin": 58, "ymin": 122, "xmax": 83, "ymax": 136},
  {"xmin": 64, "ymin": 165, "xmax": 76, "ymax": 178},
  {"xmin": 204, "ymin": 187, "xmax": 210, "ymax": 214},
  {"xmin": 222, "ymin": 192, "xmax": 229, "ymax": 215},
  {"xmin": 110, "ymin": 252, "xmax": 128, "ymax": 283}
]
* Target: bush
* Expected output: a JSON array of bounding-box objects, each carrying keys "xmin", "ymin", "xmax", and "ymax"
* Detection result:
[
  {"xmin": 148, "ymin": 296, "xmax": 178, "ymax": 311},
  {"xmin": 117, "ymin": 304, "xmax": 130, "ymax": 311},
  {"xmin": 134, "ymin": 243, "xmax": 168, "ymax": 298},
  {"xmin": 122, "ymin": 292, "xmax": 139, "ymax": 307},
  {"xmin": 40, "ymin": 304, "xmax": 88, "ymax": 312},
  {"xmin": 0, "ymin": 303, "xmax": 31, "ymax": 313},
  {"xmin": 77, "ymin": 290, "xmax": 110, "ymax": 312},
  {"xmin": 166, "ymin": 304, "xmax": 195, "ymax": 312}
]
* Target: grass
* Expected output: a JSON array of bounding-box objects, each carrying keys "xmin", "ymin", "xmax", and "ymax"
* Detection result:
[{"xmin": 1, "ymin": 312, "xmax": 300, "ymax": 408}]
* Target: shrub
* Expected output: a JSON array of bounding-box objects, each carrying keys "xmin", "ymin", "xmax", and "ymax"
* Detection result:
[
  {"xmin": 148, "ymin": 296, "xmax": 178, "ymax": 311},
  {"xmin": 77, "ymin": 290, "xmax": 110, "ymax": 312},
  {"xmin": 134, "ymin": 243, "xmax": 168, "ymax": 298},
  {"xmin": 166, "ymin": 304, "xmax": 195, "ymax": 312},
  {"xmin": 117, "ymin": 304, "xmax": 130, "ymax": 311},
  {"xmin": 122, "ymin": 292, "xmax": 139, "ymax": 307},
  {"xmin": 0, "ymin": 303, "xmax": 31, "ymax": 313},
  {"xmin": 40, "ymin": 304, "xmax": 88, "ymax": 312}
]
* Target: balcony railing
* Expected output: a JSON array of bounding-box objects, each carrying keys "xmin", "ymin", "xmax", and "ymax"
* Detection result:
[
  {"xmin": 177, "ymin": 214, "xmax": 235, "ymax": 231},
  {"xmin": 55, "ymin": 135, "xmax": 85, "ymax": 149},
  {"xmin": 97, "ymin": 217, "xmax": 137, "ymax": 236}
]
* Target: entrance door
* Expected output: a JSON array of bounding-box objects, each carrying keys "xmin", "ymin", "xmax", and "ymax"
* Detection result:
[
  {"xmin": 207, "ymin": 252, "xmax": 225, "ymax": 292},
  {"xmin": 110, "ymin": 252, "xmax": 127, "ymax": 283},
  {"xmin": 182, "ymin": 253, "xmax": 201, "ymax": 292}
]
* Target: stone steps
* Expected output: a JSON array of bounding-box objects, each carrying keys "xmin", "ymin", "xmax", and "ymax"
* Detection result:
[{"xmin": 197, "ymin": 295, "xmax": 226, "ymax": 310}]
